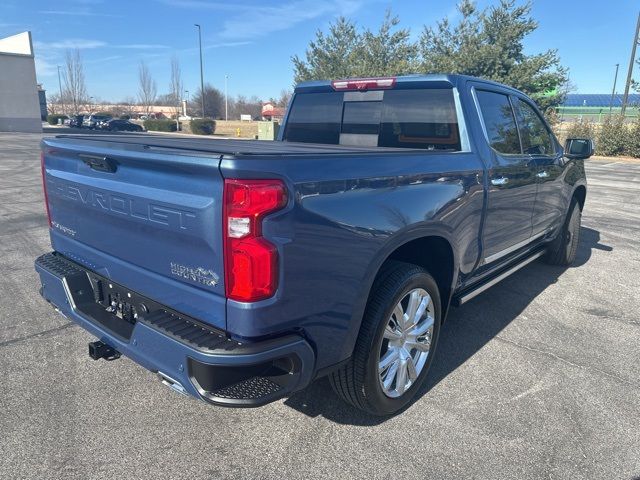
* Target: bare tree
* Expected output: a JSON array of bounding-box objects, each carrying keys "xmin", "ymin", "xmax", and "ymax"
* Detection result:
[
  {"xmin": 122, "ymin": 96, "xmax": 137, "ymax": 117},
  {"xmin": 169, "ymin": 56, "xmax": 184, "ymax": 120},
  {"xmin": 229, "ymin": 94, "xmax": 263, "ymax": 120},
  {"xmin": 138, "ymin": 61, "xmax": 157, "ymax": 115},
  {"xmin": 47, "ymin": 93, "xmax": 62, "ymax": 115},
  {"xmin": 192, "ymin": 84, "xmax": 224, "ymax": 119},
  {"xmin": 63, "ymin": 49, "xmax": 88, "ymax": 115},
  {"xmin": 277, "ymin": 89, "xmax": 292, "ymax": 108}
]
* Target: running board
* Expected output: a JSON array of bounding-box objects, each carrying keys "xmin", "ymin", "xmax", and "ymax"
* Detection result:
[{"xmin": 452, "ymin": 250, "xmax": 546, "ymax": 306}]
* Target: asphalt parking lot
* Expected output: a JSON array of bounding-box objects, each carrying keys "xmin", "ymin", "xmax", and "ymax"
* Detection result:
[{"xmin": 1, "ymin": 131, "xmax": 639, "ymax": 480}]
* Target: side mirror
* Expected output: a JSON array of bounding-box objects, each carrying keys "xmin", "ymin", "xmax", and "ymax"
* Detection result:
[{"xmin": 564, "ymin": 138, "xmax": 594, "ymax": 160}]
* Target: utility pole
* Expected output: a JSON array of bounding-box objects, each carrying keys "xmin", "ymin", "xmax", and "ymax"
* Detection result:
[
  {"xmin": 194, "ymin": 24, "xmax": 205, "ymax": 118},
  {"xmin": 57, "ymin": 65, "xmax": 64, "ymax": 115},
  {"xmin": 621, "ymin": 11, "xmax": 640, "ymax": 116},
  {"xmin": 225, "ymin": 74, "xmax": 228, "ymax": 121},
  {"xmin": 609, "ymin": 63, "xmax": 620, "ymax": 114}
]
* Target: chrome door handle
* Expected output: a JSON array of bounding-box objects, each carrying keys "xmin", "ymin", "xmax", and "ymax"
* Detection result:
[
  {"xmin": 536, "ymin": 171, "xmax": 549, "ymax": 178},
  {"xmin": 491, "ymin": 177, "xmax": 509, "ymax": 186}
]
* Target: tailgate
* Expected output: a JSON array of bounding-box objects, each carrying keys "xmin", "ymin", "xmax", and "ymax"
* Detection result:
[{"xmin": 41, "ymin": 136, "xmax": 226, "ymax": 329}]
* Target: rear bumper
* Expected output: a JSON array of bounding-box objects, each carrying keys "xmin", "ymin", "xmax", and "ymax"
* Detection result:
[{"xmin": 35, "ymin": 252, "xmax": 315, "ymax": 407}]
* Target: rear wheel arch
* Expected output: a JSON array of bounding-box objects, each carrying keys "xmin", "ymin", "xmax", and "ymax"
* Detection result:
[
  {"xmin": 354, "ymin": 234, "xmax": 456, "ymax": 332},
  {"xmin": 383, "ymin": 236, "xmax": 455, "ymax": 319}
]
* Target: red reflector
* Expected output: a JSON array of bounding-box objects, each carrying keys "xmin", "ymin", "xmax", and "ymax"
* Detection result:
[
  {"xmin": 41, "ymin": 152, "xmax": 52, "ymax": 227},
  {"xmin": 223, "ymin": 179, "xmax": 287, "ymax": 302},
  {"xmin": 331, "ymin": 77, "xmax": 396, "ymax": 91}
]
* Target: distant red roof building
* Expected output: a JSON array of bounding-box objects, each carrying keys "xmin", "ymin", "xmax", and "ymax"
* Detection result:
[{"xmin": 262, "ymin": 103, "xmax": 285, "ymax": 120}]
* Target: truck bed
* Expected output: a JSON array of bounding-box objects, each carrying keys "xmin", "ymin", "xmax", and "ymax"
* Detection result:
[{"xmin": 54, "ymin": 134, "xmax": 415, "ymax": 157}]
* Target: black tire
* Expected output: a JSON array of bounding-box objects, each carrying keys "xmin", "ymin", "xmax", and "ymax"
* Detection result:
[
  {"xmin": 329, "ymin": 261, "xmax": 441, "ymax": 416},
  {"xmin": 545, "ymin": 199, "xmax": 581, "ymax": 266}
]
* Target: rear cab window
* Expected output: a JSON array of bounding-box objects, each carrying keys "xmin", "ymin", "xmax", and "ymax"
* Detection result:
[{"xmin": 283, "ymin": 85, "xmax": 462, "ymax": 151}]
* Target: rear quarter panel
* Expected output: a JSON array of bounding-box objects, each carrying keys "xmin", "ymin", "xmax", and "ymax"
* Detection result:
[{"xmin": 221, "ymin": 151, "xmax": 485, "ymax": 370}]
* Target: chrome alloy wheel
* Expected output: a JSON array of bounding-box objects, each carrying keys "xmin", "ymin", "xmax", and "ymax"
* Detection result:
[{"xmin": 378, "ymin": 288, "xmax": 434, "ymax": 398}]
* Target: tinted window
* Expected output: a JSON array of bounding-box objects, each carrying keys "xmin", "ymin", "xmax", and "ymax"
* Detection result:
[
  {"xmin": 284, "ymin": 87, "xmax": 461, "ymax": 150},
  {"xmin": 342, "ymin": 101, "xmax": 381, "ymax": 135},
  {"xmin": 516, "ymin": 99, "xmax": 555, "ymax": 155},
  {"xmin": 379, "ymin": 89, "xmax": 460, "ymax": 150},
  {"xmin": 283, "ymin": 92, "xmax": 342, "ymax": 144},
  {"xmin": 476, "ymin": 90, "xmax": 521, "ymax": 154}
]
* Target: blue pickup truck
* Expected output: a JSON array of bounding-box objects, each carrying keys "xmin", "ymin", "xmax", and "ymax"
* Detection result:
[{"xmin": 35, "ymin": 74, "xmax": 591, "ymax": 415}]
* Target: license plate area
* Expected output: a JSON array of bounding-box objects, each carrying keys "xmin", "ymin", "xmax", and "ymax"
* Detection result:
[
  {"xmin": 64, "ymin": 268, "xmax": 168, "ymax": 341},
  {"xmin": 91, "ymin": 277, "xmax": 142, "ymax": 324},
  {"xmin": 44, "ymin": 252, "xmax": 226, "ymax": 342}
]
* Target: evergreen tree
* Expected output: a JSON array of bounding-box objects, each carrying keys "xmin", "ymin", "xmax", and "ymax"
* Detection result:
[
  {"xmin": 292, "ymin": 1, "xmax": 569, "ymax": 109},
  {"xmin": 420, "ymin": 0, "xmax": 568, "ymax": 110},
  {"xmin": 352, "ymin": 11, "xmax": 418, "ymax": 78},
  {"xmin": 292, "ymin": 17, "xmax": 361, "ymax": 84}
]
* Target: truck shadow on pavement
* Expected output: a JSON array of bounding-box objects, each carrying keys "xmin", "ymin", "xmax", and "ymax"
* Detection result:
[{"xmin": 284, "ymin": 226, "xmax": 612, "ymax": 425}]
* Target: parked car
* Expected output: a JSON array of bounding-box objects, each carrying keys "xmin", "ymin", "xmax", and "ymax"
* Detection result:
[
  {"xmin": 68, "ymin": 115, "xmax": 85, "ymax": 128},
  {"xmin": 35, "ymin": 74, "xmax": 591, "ymax": 415},
  {"xmin": 82, "ymin": 114, "xmax": 112, "ymax": 129},
  {"xmin": 98, "ymin": 119, "xmax": 144, "ymax": 132}
]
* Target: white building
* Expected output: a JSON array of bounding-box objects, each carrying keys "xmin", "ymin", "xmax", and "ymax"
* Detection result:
[{"xmin": 0, "ymin": 32, "xmax": 42, "ymax": 133}]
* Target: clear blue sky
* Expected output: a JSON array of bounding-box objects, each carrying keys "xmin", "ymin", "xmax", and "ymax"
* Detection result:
[{"xmin": 1, "ymin": 0, "xmax": 638, "ymax": 102}]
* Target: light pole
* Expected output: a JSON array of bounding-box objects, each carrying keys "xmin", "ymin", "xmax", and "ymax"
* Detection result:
[
  {"xmin": 194, "ymin": 24, "xmax": 205, "ymax": 118},
  {"xmin": 621, "ymin": 11, "xmax": 640, "ymax": 116},
  {"xmin": 57, "ymin": 65, "xmax": 64, "ymax": 115},
  {"xmin": 225, "ymin": 74, "xmax": 228, "ymax": 121},
  {"xmin": 185, "ymin": 90, "xmax": 189, "ymax": 116},
  {"xmin": 609, "ymin": 64, "xmax": 620, "ymax": 115},
  {"xmin": 89, "ymin": 96, "xmax": 94, "ymax": 113}
]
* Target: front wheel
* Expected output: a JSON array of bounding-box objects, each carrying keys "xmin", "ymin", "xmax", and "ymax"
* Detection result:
[
  {"xmin": 329, "ymin": 261, "xmax": 441, "ymax": 415},
  {"xmin": 545, "ymin": 199, "xmax": 581, "ymax": 266}
]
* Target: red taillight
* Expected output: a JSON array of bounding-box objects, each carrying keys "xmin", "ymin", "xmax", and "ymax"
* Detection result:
[
  {"xmin": 331, "ymin": 77, "xmax": 396, "ymax": 91},
  {"xmin": 223, "ymin": 179, "xmax": 287, "ymax": 302},
  {"xmin": 41, "ymin": 152, "xmax": 52, "ymax": 227}
]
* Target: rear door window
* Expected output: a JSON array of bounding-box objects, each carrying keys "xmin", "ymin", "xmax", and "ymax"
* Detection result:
[{"xmin": 475, "ymin": 90, "xmax": 522, "ymax": 155}]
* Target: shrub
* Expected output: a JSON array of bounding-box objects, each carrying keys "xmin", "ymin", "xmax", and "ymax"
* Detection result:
[
  {"xmin": 544, "ymin": 108, "xmax": 560, "ymax": 127},
  {"xmin": 190, "ymin": 118, "xmax": 216, "ymax": 135},
  {"xmin": 143, "ymin": 119, "xmax": 177, "ymax": 132},
  {"xmin": 47, "ymin": 114, "xmax": 67, "ymax": 125},
  {"xmin": 627, "ymin": 118, "xmax": 640, "ymax": 158},
  {"xmin": 597, "ymin": 115, "xmax": 628, "ymax": 156},
  {"xmin": 119, "ymin": 114, "xmax": 131, "ymax": 120},
  {"xmin": 565, "ymin": 118, "xmax": 596, "ymax": 141}
]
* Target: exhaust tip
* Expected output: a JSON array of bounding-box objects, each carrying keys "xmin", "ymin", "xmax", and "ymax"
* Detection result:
[{"xmin": 158, "ymin": 371, "xmax": 188, "ymax": 396}]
